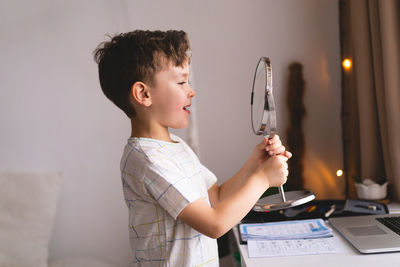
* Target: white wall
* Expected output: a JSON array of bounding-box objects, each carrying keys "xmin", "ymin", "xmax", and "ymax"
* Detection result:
[{"xmin": 0, "ymin": 0, "xmax": 343, "ymax": 265}]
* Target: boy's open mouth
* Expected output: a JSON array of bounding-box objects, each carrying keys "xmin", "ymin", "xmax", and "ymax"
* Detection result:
[{"xmin": 183, "ymin": 105, "xmax": 191, "ymax": 113}]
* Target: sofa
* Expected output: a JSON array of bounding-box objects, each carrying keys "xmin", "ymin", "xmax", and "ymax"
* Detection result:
[{"xmin": 0, "ymin": 172, "xmax": 121, "ymax": 267}]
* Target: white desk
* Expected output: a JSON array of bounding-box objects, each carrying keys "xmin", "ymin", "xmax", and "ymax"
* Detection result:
[{"xmin": 233, "ymin": 203, "xmax": 400, "ymax": 267}]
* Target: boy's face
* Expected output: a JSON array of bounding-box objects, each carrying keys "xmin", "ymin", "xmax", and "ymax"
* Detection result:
[{"xmin": 149, "ymin": 61, "xmax": 195, "ymax": 130}]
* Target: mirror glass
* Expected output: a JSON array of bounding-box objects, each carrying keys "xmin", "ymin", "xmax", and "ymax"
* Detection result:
[{"xmin": 251, "ymin": 60, "xmax": 267, "ymax": 135}]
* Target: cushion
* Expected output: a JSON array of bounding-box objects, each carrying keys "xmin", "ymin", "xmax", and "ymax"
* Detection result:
[
  {"xmin": 49, "ymin": 257, "xmax": 121, "ymax": 267},
  {"xmin": 0, "ymin": 172, "xmax": 61, "ymax": 267}
]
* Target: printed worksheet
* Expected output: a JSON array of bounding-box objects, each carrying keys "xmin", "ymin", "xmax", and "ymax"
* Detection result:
[{"xmin": 247, "ymin": 236, "xmax": 346, "ymax": 258}]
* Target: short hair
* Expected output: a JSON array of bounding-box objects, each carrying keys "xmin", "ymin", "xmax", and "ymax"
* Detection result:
[{"xmin": 93, "ymin": 30, "xmax": 191, "ymax": 118}]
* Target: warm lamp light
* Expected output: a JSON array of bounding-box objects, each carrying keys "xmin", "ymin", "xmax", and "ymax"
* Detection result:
[
  {"xmin": 342, "ymin": 59, "xmax": 352, "ymax": 71},
  {"xmin": 336, "ymin": 169, "xmax": 343, "ymax": 177}
]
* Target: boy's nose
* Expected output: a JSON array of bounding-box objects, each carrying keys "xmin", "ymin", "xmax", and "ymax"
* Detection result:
[{"xmin": 188, "ymin": 86, "xmax": 195, "ymax": 98}]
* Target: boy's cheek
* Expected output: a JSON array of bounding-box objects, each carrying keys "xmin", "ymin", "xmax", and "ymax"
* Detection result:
[{"xmin": 170, "ymin": 100, "xmax": 185, "ymax": 112}]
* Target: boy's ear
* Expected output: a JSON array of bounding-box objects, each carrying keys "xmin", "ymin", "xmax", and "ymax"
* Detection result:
[{"xmin": 131, "ymin": 82, "xmax": 151, "ymax": 107}]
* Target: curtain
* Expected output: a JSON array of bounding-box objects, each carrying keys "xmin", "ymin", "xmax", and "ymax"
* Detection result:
[{"xmin": 339, "ymin": 0, "xmax": 400, "ymax": 201}]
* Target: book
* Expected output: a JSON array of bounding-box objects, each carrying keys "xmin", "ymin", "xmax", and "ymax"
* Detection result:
[{"xmin": 239, "ymin": 218, "xmax": 332, "ymax": 242}]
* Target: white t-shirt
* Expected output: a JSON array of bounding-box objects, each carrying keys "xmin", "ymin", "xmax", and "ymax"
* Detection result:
[{"xmin": 120, "ymin": 134, "xmax": 219, "ymax": 266}]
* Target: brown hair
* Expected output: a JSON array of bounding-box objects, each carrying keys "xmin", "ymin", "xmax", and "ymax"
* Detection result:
[{"xmin": 93, "ymin": 30, "xmax": 190, "ymax": 118}]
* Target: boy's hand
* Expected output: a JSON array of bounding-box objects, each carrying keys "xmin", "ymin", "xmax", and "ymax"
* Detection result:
[
  {"xmin": 257, "ymin": 154, "xmax": 289, "ymax": 187},
  {"xmin": 246, "ymin": 135, "xmax": 291, "ymax": 181}
]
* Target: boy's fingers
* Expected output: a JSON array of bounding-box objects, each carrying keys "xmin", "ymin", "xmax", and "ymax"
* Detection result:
[
  {"xmin": 265, "ymin": 136, "xmax": 274, "ymax": 145},
  {"xmin": 267, "ymin": 145, "xmax": 284, "ymax": 154},
  {"xmin": 266, "ymin": 141, "xmax": 283, "ymax": 152},
  {"xmin": 285, "ymin": 151, "xmax": 292, "ymax": 158},
  {"xmin": 264, "ymin": 137, "xmax": 270, "ymax": 145},
  {"xmin": 277, "ymin": 146, "xmax": 286, "ymax": 155},
  {"xmin": 276, "ymin": 155, "xmax": 289, "ymax": 162},
  {"xmin": 269, "ymin": 135, "xmax": 280, "ymax": 144},
  {"xmin": 270, "ymin": 150, "xmax": 292, "ymax": 158},
  {"xmin": 258, "ymin": 140, "xmax": 267, "ymax": 150}
]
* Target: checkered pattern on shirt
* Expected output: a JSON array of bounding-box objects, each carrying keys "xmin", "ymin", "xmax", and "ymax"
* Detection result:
[{"xmin": 120, "ymin": 134, "xmax": 219, "ymax": 266}]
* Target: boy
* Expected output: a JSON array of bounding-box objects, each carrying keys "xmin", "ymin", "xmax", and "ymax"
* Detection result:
[{"xmin": 94, "ymin": 30, "xmax": 291, "ymax": 266}]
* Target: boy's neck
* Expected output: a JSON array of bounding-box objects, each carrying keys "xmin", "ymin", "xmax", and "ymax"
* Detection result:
[{"xmin": 130, "ymin": 117, "xmax": 172, "ymax": 143}]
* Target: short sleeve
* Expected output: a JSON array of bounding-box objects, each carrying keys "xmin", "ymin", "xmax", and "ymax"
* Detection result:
[
  {"xmin": 171, "ymin": 134, "xmax": 218, "ymax": 190},
  {"xmin": 144, "ymin": 160, "xmax": 202, "ymax": 219},
  {"xmin": 200, "ymin": 164, "xmax": 217, "ymax": 190}
]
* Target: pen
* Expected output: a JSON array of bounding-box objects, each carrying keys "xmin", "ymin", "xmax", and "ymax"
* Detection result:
[{"xmin": 325, "ymin": 204, "xmax": 336, "ymax": 218}]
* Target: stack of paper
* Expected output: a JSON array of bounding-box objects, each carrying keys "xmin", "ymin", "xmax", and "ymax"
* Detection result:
[
  {"xmin": 239, "ymin": 219, "xmax": 346, "ymax": 258},
  {"xmin": 239, "ymin": 218, "xmax": 332, "ymax": 242}
]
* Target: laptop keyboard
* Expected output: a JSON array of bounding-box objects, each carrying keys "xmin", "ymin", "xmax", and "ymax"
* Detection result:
[{"xmin": 376, "ymin": 216, "xmax": 400, "ymax": 236}]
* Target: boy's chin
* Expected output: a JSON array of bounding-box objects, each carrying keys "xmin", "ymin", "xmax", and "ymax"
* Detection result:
[
  {"xmin": 170, "ymin": 122, "xmax": 189, "ymax": 130},
  {"xmin": 171, "ymin": 125, "xmax": 188, "ymax": 130}
]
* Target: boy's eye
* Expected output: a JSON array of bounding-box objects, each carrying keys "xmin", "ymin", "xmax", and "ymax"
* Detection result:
[{"xmin": 178, "ymin": 82, "xmax": 187, "ymax": 85}]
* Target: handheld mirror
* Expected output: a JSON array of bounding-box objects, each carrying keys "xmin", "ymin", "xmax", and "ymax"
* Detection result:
[{"xmin": 250, "ymin": 57, "xmax": 315, "ymax": 212}]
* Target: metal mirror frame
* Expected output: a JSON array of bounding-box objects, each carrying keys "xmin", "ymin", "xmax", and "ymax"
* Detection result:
[
  {"xmin": 251, "ymin": 57, "xmax": 276, "ymax": 138},
  {"xmin": 250, "ymin": 57, "xmax": 315, "ymax": 212}
]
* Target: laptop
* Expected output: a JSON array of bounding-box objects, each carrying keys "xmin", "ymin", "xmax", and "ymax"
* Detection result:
[{"xmin": 329, "ymin": 214, "xmax": 400, "ymax": 254}]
